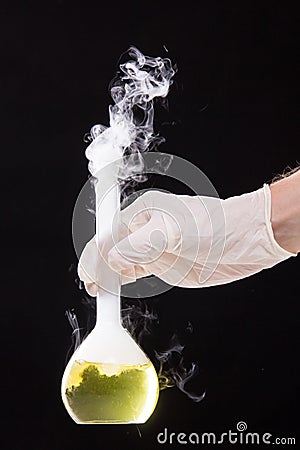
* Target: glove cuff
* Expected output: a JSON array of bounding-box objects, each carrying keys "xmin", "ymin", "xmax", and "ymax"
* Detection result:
[{"xmin": 263, "ymin": 183, "xmax": 297, "ymax": 258}]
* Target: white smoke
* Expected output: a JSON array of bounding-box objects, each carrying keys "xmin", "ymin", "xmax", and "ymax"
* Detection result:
[
  {"xmin": 155, "ymin": 333, "xmax": 206, "ymax": 402},
  {"xmin": 65, "ymin": 309, "xmax": 82, "ymax": 362},
  {"xmin": 85, "ymin": 46, "xmax": 176, "ymax": 183},
  {"xmin": 122, "ymin": 302, "xmax": 205, "ymax": 402}
]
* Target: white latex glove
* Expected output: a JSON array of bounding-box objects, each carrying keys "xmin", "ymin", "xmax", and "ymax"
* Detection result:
[{"xmin": 78, "ymin": 184, "xmax": 296, "ymax": 296}]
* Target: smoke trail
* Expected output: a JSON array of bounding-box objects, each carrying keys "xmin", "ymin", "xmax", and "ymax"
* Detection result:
[
  {"xmin": 84, "ymin": 46, "xmax": 176, "ymax": 192},
  {"xmin": 155, "ymin": 334, "xmax": 205, "ymax": 402},
  {"xmin": 121, "ymin": 298, "xmax": 159, "ymax": 343},
  {"xmin": 122, "ymin": 302, "xmax": 205, "ymax": 402},
  {"xmin": 64, "ymin": 309, "xmax": 82, "ymax": 362}
]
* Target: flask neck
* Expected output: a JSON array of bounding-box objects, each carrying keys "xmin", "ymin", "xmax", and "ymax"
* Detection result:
[
  {"xmin": 95, "ymin": 291, "xmax": 122, "ymax": 330},
  {"xmin": 94, "ymin": 162, "xmax": 122, "ymax": 331}
]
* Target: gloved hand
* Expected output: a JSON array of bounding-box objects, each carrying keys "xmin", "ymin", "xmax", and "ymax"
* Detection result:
[{"xmin": 78, "ymin": 184, "xmax": 296, "ymax": 296}]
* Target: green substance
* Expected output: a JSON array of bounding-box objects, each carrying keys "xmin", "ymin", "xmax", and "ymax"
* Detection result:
[{"xmin": 66, "ymin": 364, "xmax": 149, "ymax": 423}]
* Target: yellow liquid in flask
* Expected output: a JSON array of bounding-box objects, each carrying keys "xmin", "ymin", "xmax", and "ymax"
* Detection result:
[{"xmin": 62, "ymin": 360, "xmax": 159, "ymax": 424}]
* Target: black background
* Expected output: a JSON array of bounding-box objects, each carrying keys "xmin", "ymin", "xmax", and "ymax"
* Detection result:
[{"xmin": 2, "ymin": 1, "xmax": 299, "ymax": 449}]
